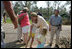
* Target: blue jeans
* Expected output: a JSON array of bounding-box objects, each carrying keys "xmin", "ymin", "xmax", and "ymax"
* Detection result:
[
  {"xmin": 37, "ymin": 42, "xmax": 45, "ymax": 48},
  {"xmin": 1, "ymin": 44, "xmax": 5, "ymax": 48},
  {"xmin": 1, "ymin": 25, "xmax": 5, "ymax": 48}
]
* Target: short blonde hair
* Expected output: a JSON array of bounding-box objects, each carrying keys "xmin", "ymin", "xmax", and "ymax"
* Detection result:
[
  {"xmin": 31, "ymin": 12, "xmax": 38, "ymax": 17},
  {"xmin": 41, "ymin": 27, "xmax": 47, "ymax": 36}
]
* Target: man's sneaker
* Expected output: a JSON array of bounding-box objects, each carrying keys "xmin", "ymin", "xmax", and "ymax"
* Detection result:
[
  {"xmin": 44, "ymin": 43, "xmax": 52, "ymax": 48},
  {"xmin": 23, "ymin": 43, "xmax": 26, "ymax": 46},
  {"xmin": 55, "ymin": 44, "xmax": 59, "ymax": 48},
  {"xmin": 48, "ymin": 43, "xmax": 52, "ymax": 46}
]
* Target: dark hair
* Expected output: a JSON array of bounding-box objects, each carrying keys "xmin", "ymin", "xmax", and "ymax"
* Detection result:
[
  {"xmin": 23, "ymin": 9, "xmax": 27, "ymax": 13},
  {"xmin": 31, "ymin": 12, "xmax": 38, "ymax": 17},
  {"xmin": 3, "ymin": 13, "xmax": 6, "ymax": 16},
  {"xmin": 54, "ymin": 9, "xmax": 59, "ymax": 13},
  {"xmin": 24, "ymin": 6, "xmax": 27, "ymax": 7}
]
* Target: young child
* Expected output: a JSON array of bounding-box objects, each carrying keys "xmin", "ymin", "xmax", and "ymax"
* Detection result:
[
  {"xmin": 26, "ymin": 16, "xmax": 37, "ymax": 48},
  {"xmin": 18, "ymin": 7, "xmax": 30, "ymax": 46},
  {"xmin": 36, "ymin": 27, "xmax": 47, "ymax": 48}
]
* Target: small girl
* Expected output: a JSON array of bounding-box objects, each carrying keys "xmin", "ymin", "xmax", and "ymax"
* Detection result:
[
  {"xmin": 26, "ymin": 14, "xmax": 38, "ymax": 48},
  {"xmin": 36, "ymin": 27, "xmax": 47, "ymax": 48}
]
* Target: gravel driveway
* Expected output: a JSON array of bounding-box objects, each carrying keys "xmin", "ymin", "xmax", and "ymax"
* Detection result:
[{"xmin": 2, "ymin": 23, "xmax": 71, "ymax": 48}]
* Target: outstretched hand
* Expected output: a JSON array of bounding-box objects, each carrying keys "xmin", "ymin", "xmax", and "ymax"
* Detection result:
[
  {"xmin": 14, "ymin": 17, "xmax": 18, "ymax": 29},
  {"xmin": 14, "ymin": 24, "xmax": 18, "ymax": 29},
  {"xmin": 36, "ymin": 39, "xmax": 41, "ymax": 44}
]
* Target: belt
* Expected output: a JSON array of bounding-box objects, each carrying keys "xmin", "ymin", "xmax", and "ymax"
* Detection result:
[{"xmin": 51, "ymin": 25, "xmax": 59, "ymax": 26}]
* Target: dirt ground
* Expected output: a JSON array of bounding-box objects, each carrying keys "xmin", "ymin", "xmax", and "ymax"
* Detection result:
[{"xmin": 2, "ymin": 23, "xmax": 71, "ymax": 48}]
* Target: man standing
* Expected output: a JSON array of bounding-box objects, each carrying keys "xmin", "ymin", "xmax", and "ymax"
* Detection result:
[
  {"xmin": 16, "ymin": 10, "xmax": 24, "ymax": 42},
  {"xmin": 1, "ymin": 1, "xmax": 18, "ymax": 48},
  {"xmin": 49, "ymin": 9, "xmax": 62, "ymax": 48}
]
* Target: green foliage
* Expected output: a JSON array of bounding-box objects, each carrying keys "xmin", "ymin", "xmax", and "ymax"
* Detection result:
[
  {"xmin": 62, "ymin": 18, "xmax": 71, "ymax": 25},
  {"xmin": 12, "ymin": 1, "xmax": 71, "ymax": 25}
]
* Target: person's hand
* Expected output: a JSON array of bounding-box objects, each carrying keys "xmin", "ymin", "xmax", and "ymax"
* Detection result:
[
  {"xmin": 38, "ymin": 41, "xmax": 41, "ymax": 44},
  {"xmin": 32, "ymin": 23, "xmax": 34, "ymax": 26},
  {"xmin": 14, "ymin": 24, "xmax": 18, "ymax": 29},
  {"xmin": 36, "ymin": 39, "xmax": 41, "ymax": 44}
]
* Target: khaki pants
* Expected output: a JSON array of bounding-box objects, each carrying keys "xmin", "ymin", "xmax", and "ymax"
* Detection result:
[
  {"xmin": 50, "ymin": 26, "xmax": 60, "ymax": 45},
  {"xmin": 17, "ymin": 24, "xmax": 23, "ymax": 40}
]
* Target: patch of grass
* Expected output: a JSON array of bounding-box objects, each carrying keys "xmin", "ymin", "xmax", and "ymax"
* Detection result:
[
  {"xmin": 3, "ymin": 18, "xmax": 12, "ymax": 24},
  {"xmin": 4, "ymin": 18, "xmax": 49, "ymax": 24},
  {"xmin": 46, "ymin": 21, "xmax": 49, "ymax": 24},
  {"xmin": 6, "ymin": 18, "xmax": 12, "ymax": 23}
]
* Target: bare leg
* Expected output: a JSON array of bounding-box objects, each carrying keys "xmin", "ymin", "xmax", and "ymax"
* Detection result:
[
  {"xmin": 23, "ymin": 33, "xmax": 28, "ymax": 44},
  {"xmin": 25, "ymin": 36, "xmax": 31, "ymax": 48},
  {"xmin": 24, "ymin": 32, "xmax": 28, "ymax": 48},
  {"xmin": 30, "ymin": 37, "xmax": 34, "ymax": 48}
]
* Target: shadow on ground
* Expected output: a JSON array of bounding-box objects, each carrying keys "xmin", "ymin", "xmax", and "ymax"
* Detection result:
[{"xmin": 6, "ymin": 40, "xmax": 25, "ymax": 48}]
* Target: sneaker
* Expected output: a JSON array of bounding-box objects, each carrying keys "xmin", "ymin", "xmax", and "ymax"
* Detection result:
[
  {"xmin": 44, "ymin": 43, "xmax": 52, "ymax": 48},
  {"xmin": 16, "ymin": 40, "xmax": 21, "ymax": 43},
  {"xmin": 48, "ymin": 43, "xmax": 52, "ymax": 46},
  {"xmin": 30, "ymin": 46, "xmax": 33, "ymax": 48},
  {"xmin": 55, "ymin": 44, "xmax": 59, "ymax": 48},
  {"xmin": 20, "ymin": 39, "xmax": 23, "ymax": 42},
  {"xmin": 23, "ymin": 43, "xmax": 26, "ymax": 45}
]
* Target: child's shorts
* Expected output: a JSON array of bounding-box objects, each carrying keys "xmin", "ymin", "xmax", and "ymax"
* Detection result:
[
  {"xmin": 29, "ymin": 33, "xmax": 35, "ymax": 38},
  {"xmin": 37, "ymin": 42, "xmax": 45, "ymax": 48},
  {"xmin": 22, "ymin": 25, "xmax": 30, "ymax": 33}
]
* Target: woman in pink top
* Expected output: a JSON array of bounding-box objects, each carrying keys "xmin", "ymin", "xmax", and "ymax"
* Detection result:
[{"xmin": 18, "ymin": 7, "xmax": 30, "ymax": 46}]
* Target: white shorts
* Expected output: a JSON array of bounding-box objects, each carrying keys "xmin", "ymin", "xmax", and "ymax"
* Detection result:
[{"xmin": 22, "ymin": 25, "xmax": 30, "ymax": 33}]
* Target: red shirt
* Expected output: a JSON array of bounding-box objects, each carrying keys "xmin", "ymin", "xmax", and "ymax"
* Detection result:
[{"xmin": 19, "ymin": 13, "xmax": 30, "ymax": 27}]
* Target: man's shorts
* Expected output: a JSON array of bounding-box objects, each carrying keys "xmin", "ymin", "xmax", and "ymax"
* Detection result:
[{"xmin": 22, "ymin": 25, "xmax": 30, "ymax": 33}]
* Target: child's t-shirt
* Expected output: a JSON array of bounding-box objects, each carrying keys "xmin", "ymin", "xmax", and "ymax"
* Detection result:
[
  {"xmin": 35, "ymin": 33, "xmax": 46, "ymax": 43},
  {"xmin": 19, "ymin": 13, "xmax": 30, "ymax": 27},
  {"xmin": 32, "ymin": 23, "xmax": 38, "ymax": 33}
]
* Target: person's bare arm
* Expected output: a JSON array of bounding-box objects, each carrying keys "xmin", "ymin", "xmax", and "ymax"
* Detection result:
[
  {"xmin": 3, "ymin": 1, "xmax": 18, "ymax": 29},
  {"xmin": 30, "ymin": 24, "xmax": 33, "ymax": 36},
  {"xmin": 36, "ymin": 39, "xmax": 41, "ymax": 44}
]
